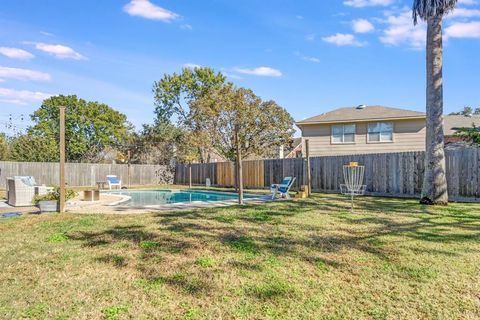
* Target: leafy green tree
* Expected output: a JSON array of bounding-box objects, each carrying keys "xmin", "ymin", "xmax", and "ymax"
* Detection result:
[
  {"xmin": 0, "ymin": 133, "xmax": 9, "ymax": 160},
  {"xmin": 191, "ymin": 84, "xmax": 294, "ymax": 203},
  {"xmin": 449, "ymin": 106, "xmax": 475, "ymax": 116},
  {"xmin": 129, "ymin": 120, "xmax": 184, "ymax": 165},
  {"xmin": 413, "ymin": 0, "xmax": 459, "ymax": 205},
  {"xmin": 29, "ymin": 95, "xmax": 132, "ymax": 162},
  {"xmin": 152, "ymin": 67, "xmax": 227, "ymax": 162},
  {"xmin": 9, "ymin": 134, "xmax": 58, "ymax": 162}
]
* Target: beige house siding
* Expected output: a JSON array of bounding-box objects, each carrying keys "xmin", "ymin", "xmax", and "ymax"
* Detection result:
[{"xmin": 300, "ymin": 118, "xmax": 426, "ymax": 157}]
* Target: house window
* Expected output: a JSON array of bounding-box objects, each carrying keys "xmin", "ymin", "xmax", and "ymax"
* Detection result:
[
  {"xmin": 332, "ymin": 124, "xmax": 355, "ymax": 143},
  {"xmin": 368, "ymin": 122, "xmax": 393, "ymax": 142}
]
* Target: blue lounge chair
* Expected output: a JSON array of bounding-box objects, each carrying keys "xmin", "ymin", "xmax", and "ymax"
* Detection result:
[
  {"xmin": 106, "ymin": 175, "xmax": 122, "ymax": 190},
  {"xmin": 271, "ymin": 177, "xmax": 296, "ymax": 199}
]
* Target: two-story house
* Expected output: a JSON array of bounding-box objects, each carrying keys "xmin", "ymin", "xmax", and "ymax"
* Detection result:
[{"xmin": 295, "ymin": 105, "xmax": 480, "ymax": 157}]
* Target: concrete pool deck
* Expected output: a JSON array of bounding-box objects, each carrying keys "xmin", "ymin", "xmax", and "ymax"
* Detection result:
[{"xmin": 66, "ymin": 192, "xmax": 272, "ymax": 214}]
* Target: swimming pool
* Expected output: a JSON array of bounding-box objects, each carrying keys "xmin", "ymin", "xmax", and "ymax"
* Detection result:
[{"xmin": 104, "ymin": 189, "xmax": 261, "ymax": 207}]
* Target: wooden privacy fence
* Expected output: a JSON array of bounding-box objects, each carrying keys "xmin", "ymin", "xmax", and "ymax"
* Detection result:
[
  {"xmin": 175, "ymin": 158, "xmax": 305, "ymax": 191},
  {"xmin": 0, "ymin": 161, "xmax": 173, "ymax": 188},
  {"xmin": 175, "ymin": 148, "xmax": 480, "ymax": 201}
]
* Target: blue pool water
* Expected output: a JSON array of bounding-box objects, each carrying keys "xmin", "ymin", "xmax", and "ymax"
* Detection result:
[{"xmin": 105, "ymin": 189, "xmax": 259, "ymax": 206}]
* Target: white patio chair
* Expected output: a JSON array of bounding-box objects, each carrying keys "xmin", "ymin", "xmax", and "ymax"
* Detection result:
[
  {"xmin": 106, "ymin": 175, "xmax": 122, "ymax": 190},
  {"xmin": 271, "ymin": 177, "xmax": 296, "ymax": 199}
]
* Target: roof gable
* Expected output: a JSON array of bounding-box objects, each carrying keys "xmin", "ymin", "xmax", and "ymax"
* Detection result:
[{"xmin": 296, "ymin": 105, "xmax": 425, "ymax": 125}]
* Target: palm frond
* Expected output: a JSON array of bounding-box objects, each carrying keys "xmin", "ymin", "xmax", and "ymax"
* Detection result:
[{"xmin": 412, "ymin": 0, "xmax": 459, "ymax": 24}]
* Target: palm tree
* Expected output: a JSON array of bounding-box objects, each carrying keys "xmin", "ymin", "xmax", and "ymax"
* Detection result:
[{"xmin": 413, "ymin": 0, "xmax": 458, "ymax": 205}]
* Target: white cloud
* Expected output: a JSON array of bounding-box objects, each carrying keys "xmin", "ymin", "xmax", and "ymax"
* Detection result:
[
  {"xmin": 352, "ymin": 19, "xmax": 375, "ymax": 33},
  {"xmin": 305, "ymin": 33, "xmax": 316, "ymax": 41},
  {"xmin": 0, "ymin": 87, "xmax": 52, "ymax": 105},
  {"xmin": 233, "ymin": 67, "xmax": 282, "ymax": 77},
  {"xmin": 180, "ymin": 24, "xmax": 192, "ymax": 30},
  {"xmin": 303, "ymin": 56, "xmax": 320, "ymax": 63},
  {"xmin": 322, "ymin": 33, "xmax": 367, "ymax": 46},
  {"xmin": 445, "ymin": 21, "xmax": 480, "ymax": 38},
  {"xmin": 0, "ymin": 47, "xmax": 34, "ymax": 60},
  {"xmin": 123, "ymin": 0, "xmax": 179, "ymax": 22},
  {"xmin": 295, "ymin": 51, "xmax": 320, "ymax": 63},
  {"xmin": 33, "ymin": 43, "xmax": 85, "ymax": 60},
  {"xmin": 0, "ymin": 66, "xmax": 51, "ymax": 81},
  {"xmin": 296, "ymin": 15, "xmax": 304, "ymax": 20},
  {"xmin": 447, "ymin": 7, "xmax": 480, "ymax": 18},
  {"xmin": 222, "ymin": 72, "xmax": 243, "ymax": 80},
  {"xmin": 457, "ymin": 0, "xmax": 477, "ymax": 5},
  {"xmin": 344, "ymin": 0, "xmax": 394, "ymax": 8},
  {"xmin": 40, "ymin": 31, "xmax": 54, "ymax": 37},
  {"xmin": 380, "ymin": 10, "xmax": 426, "ymax": 49},
  {"xmin": 183, "ymin": 63, "xmax": 203, "ymax": 69}
]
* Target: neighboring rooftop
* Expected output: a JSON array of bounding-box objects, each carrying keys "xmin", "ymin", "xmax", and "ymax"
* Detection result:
[
  {"xmin": 296, "ymin": 105, "xmax": 426, "ymax": 125},
  {"xmin": 444, "ymin": 114, "xmax": 480, "ymax": 136}
]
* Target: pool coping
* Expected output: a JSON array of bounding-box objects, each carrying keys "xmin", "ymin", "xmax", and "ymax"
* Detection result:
[
  {"xmin": 102, "ymin": 189, "xmax": 266, "ymax": 207},
  {"xmin": 66, "ymin": 189, "xmax": 272, "ymax": 214}
]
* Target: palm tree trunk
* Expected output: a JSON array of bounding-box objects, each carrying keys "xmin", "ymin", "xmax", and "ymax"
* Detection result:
[{"xmin": 421, "ymin": 16, "xmax": 448, "ymax": 205}]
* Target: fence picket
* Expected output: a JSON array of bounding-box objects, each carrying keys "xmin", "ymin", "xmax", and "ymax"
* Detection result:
[
  {"xmin": 174, "ymin": 149, "xmax": 479, "ymax": 201},
  {"xmin": 0, "ymin": 161, "xmax": 172, "ymax": 187}
]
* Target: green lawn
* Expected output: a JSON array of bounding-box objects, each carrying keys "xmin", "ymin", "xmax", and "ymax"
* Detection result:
[{"xmin": 1, "ymin": 194, "xmax": 479, "ymax": 319}]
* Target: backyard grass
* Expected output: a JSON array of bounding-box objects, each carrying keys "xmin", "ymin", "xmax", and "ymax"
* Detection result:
[{"xmin": 1, "ymin": 194, "xmax": 479, "ymax": 319}]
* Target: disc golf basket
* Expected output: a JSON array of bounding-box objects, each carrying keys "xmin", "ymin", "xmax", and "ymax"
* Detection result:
[{"xmin": 340, "ymin": 162, "xmax": 366, "ymax": 212}]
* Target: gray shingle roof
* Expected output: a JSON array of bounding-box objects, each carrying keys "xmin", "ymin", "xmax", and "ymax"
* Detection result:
[
  {"xmin": 296, "ymin": 105, "xmax": 425, "ymax": 125},
  {"xmin": 444, "ymin": 115, "xmax": 480, "ymax": 136}
]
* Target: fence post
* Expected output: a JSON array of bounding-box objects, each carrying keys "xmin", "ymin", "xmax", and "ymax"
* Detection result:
[
  {"xmin": 59, "ymin": 106, "xmax": 66, "ymax": 213},
  {"xmin": 127, "ymin": 150, "xmax": 131, "ymax": 187},
  {"xmin": 90, "ymin": 165, "xmax": 95, "ymax": 187},
  {"xmin": 189, "ymin": 163, "xmax": 192, "ymax": 188},
  {"xmin": 235, "ymin": 126, "xmax": 244, "ymax": 204},
  {"xmin": 305, "ymin": 139, "xmax": 311, "ymax": 197}
]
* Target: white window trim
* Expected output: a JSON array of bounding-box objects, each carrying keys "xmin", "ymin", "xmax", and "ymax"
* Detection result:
[
  {"xmin": 367, "ymin": 122, "xmax": 394, "ymax": 143},
  {"xmin": 331, "ymin": 124, "xmax": 356, "ymax": 144}
]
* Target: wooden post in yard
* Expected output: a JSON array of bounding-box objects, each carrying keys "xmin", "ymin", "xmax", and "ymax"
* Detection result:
[
  {"xmin": 59, "ymin": 106, "xmax": 66, "ymax": 213},
  {"xmin": 188, "ymin": 162, "xmax": 192, "ymax": 188},
  {"xmin": 305, "ymin": 139, "xmax": 311, "ymax": 197},
  {"xmin": 127, "ymin": 150, "xmax": 131, "ymax": 188},
  {"xmin": 235, "ymin": 125, "xmax": 244, "ymax": 205}
]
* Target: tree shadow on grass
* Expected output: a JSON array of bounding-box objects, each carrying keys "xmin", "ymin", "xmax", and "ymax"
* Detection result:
[
  {"xmin": 68, "ymin": 223, "xmax": 214, "ymax": 295},
  {"xmin": 153, "ymin": 273, "xmax": 211, "ymax": 295},
  {"xmin": 95, "ymin": 254, "xmax": 127, "ymax": 267},
  {"xmin": 134, "ymin": 272, "xmax": 212, "ymax": 295},
  {"xmin": 312, "ymin": 194, "xmax": 433, "ymax": 215},
  {"xmin": 228, "ymin": 259, "xmax": 264, "ymax": 271},
  {"xmin": 334, "ymin": 212, "xmax": 480, "ymax": 245},
  {"xmin": 153, "ymin": 201, "xmax": 319, "ymax": 231},
  {"xmin": 149, "ymin": 198, "xmax": 479, "ymax": 264},
  {"xmin": 68, "ymin": 224, "xmax": 157, "ymax": 247},
  {"xmin": 68, "ymin": 224, "xmax": 192, "ymax": 253},
  {"xmin": 70, "ymin": 195, "xmax": 480, "ymax": 285}
]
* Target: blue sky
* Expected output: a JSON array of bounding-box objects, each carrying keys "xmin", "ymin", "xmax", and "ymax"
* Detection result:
[{"xmin": 1, "ymin": 0, "xmax": 479, "ymax": 136}]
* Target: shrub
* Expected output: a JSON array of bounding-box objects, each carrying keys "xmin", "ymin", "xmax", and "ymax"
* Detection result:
[{"xmin": 33, "ymin": 187, "xmax": 77, "ymax": 204}]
